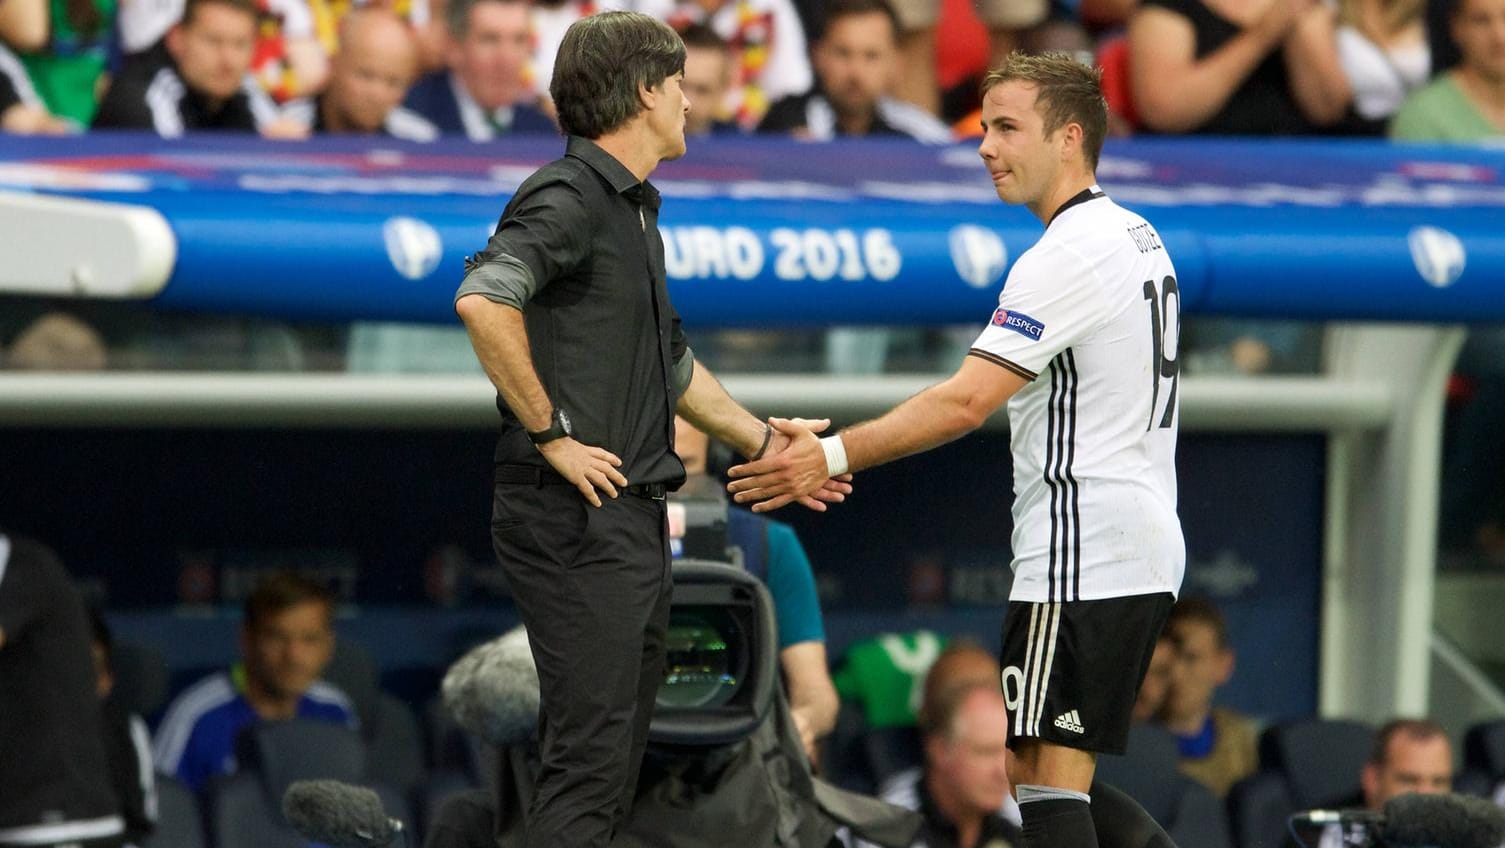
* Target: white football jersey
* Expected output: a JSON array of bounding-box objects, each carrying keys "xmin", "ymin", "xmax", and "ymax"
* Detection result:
[{"xmin": 970, "ymin": 186, "xmax": 1185, "ymax": 603}]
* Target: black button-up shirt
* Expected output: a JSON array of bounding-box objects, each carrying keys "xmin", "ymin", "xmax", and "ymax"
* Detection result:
[{"xmin": 458, "ymin": 136, "xmax": 689, "ymax": 487}]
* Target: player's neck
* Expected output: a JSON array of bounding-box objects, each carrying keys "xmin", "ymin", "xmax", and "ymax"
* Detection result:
[
  {"xmin": 243, "ymin": 676, "xmax": 301, "ymax": 720},
  {"xmin": 1029, "ymin": 171, "xmax": 1097, "ymax": 226},
  {"xmin": 593, "ymin": 125, "xmax": 662, "ymax": 184}
]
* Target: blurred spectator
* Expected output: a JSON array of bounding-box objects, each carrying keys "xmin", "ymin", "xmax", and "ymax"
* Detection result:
[
  {"xmin": 1390, "ymin": 0, "xmax": 1504, "ymax": 139},
  {"xmin": 759, "ymin": 0, "xmax": 949, "ymax": 140},
  {"xmin": 5, "ymin": 311, "xmax": 108, "ymax": 370},
  {"xmin": 680, "ymin": 21, "xmax": 740, "ymax": 133},
  {"xmin": 1316, "ymin": 0, "xmax": 1432, "ymax": 132},
  {"xmin": 1127, "ymin": 0, "xmax": 1350, "ymax": 134},
  {"xmin": 0, "ymin": 533, "xmax": 124, "ymax": 848},
  {"xmin": 834, "ymin": 630, "xmax": 947, "ymax": 729},
  {"xmin": 93, "ymin": 0, "xmax": 283, "ymax": 135},
  {"xmin": 855, "ymin": 677, "xmax": 1022, "ymax": 848},
  {"xmin": 1131, "ymin": 630, "xmax": 1175, "ymax": 723},
  {"xmin": 11, "ymin": 0, "xmax": 117, "ymax": 125},
  {"xmin": 633, "ymin": 0, "xmax": 812, "ymax": 129},
  {"xmin": 283, "ymin": 7, "xmax": 437, "ymax": 139},
  {"xmin": 403, "ymin": 0, "xmax": 553, "ymax": 139},
  {"xmin": 0, "ymin": 0, "xmax": 49, "ymax": 51},
  {"xmin": 1361, "ymin": 719, "xmax": 1453, "ymax": 809},
  {"xmin": 888, "ymin": 0, "xmax": 1046, "ymax": 118},
  {"xmin": 0, "ymin": 42, "xmax": 71, "ymax": 132},
  {"xmin": 674, "ymin": 416, "xmax": 839, "ymax": 762},
  {"xmin": 90, "ymin": 608, "xmax": 158, "ymax": 848},
  {"xmin": 1162, "ymin": 595, "xmax": 1258, "ymax": 797},
  {"xmin": 1181, "ymin": 318, "xmax": 1323, "ymax": 376},
  {"xmin": 117, "ymin": 0, "xmax": 327, "ymax": 102},
  {"xmin": 152, "ymin": 571, "xmax": 356, "ymax": 794}
]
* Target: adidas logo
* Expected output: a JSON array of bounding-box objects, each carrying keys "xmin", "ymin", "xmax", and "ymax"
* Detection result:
[{"xmin": 1053, "ymin": 710, "xmax": 1085, "ymax": 734}]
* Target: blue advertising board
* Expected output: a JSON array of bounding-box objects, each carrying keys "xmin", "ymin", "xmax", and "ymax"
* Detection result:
[{"xmin": 1, "ymin": 133, "xmax": 1502, "ymax": 325}]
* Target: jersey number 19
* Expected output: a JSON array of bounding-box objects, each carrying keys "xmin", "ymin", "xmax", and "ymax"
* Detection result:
[{"xmin": 1143, "ymin": 275, "xmax": 1180, "ymax": 431}]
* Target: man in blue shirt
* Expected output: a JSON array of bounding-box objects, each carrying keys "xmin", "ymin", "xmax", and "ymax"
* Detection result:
[
  {"xmin": 152, "ymin": 572, "xmax": 356, "ymax": 794},
  {"xmin": 673, "ymin": 416, "xmax": 838, "ymax": 762}
]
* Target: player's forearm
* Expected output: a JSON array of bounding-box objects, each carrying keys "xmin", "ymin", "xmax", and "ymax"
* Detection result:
[
  {"xmin": 456, "ymin": 294, "xmax": 552, "ymax": 432},
  {"xmin": 676, "ymin": 362, "xmax": 767, "ymax": 458},
  {"xmin": 840, "ymin": 379, "xmax": 989, "ymax": 473}
]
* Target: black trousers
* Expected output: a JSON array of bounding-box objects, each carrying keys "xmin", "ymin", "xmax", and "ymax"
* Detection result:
[{"xmin": 491, "ymin": 480, "xmax": 672, "ymax": 848}]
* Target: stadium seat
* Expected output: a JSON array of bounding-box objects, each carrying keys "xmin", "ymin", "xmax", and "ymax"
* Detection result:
[
  {"xmin": 1458, "ymin": 720, "xmax": 1505, "ymax": 797},
  {"xmin": 111, "ymin": 640, "xmax": 170, "ymax": 722},
  {"xmin": 1228, "ymin": 719, "xmax": 1375, "ymax": 848},
  {"xmin": 142, "ymin": 773, "xmax": 204, "ymax": 848},
  {"xmin": 209, "ymin": 718, "xmax": 410, "ymax": 848},
  {"xmin": 1097, "ymin": 722, "xmax": 1233, "ymax": 848},
  {"xmin": 366, "ymin": 693, "xmax": 426, "ymax": 795},
  {"xmin": 323, "ymin": 640, "xmax": 380, "ymax": 730}
]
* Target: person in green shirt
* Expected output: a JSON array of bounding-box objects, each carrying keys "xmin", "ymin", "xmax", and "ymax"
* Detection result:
[
  {"xmin": 1389, "ymin": 0, "xmax": 1505, "ymax": 141},
  {"xmin": 16, "ymin": 0, "xmax": 116, "ymax": 125}
]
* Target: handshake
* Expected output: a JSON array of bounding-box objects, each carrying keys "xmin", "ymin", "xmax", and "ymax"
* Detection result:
[{"xmin": 724, "ymin": 416, "xmax": 855, "ymax": 514}]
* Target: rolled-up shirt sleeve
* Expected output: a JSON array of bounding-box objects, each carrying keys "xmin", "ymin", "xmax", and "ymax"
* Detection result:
[{"xmin": 454, "ymin": 180, "xmax": 592, "ymax": 311}]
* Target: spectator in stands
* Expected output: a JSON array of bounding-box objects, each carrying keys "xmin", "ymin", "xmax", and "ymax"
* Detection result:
[
  {"xmin": 7, "ymin": 0, "xmax": 116, "ymax": 126},
  {"xmin": 1161, "ymin": 595, "xmax": 1258, "ymax": 797},
  {"xmin": 674, "ymin": 416, "xmax": 839, "ymax": 761},
  {"xmin": 680, "ymin": 22, "xmax": 740, "ymax": 134},
  {"xmin": 1361, "ymin": 719, "xmax": 1453, "ymax": 810},
  {"xmin": 759, "ymin": 0, "xmax": 950, "ymax": 140},
  {"xmin": 1127, "ymin": 0, "xmax": 1352, "ymax": 134},
  {"xmin": 1391, "ymin": 0, "xmax": 1504, "ymax": 139},
  {"xmin": 93, "ymin": 0, "xmax": 284, "ymax": 136},
  {"xmin": 634, "ymin": 0, "xmax": 812, "ymax": 129},
  {"xmin": 116, "ymin": 0, "xmax": 327, "ymax": 102},
  {"xmin": 1131, "ymin": 630, "xmax": 1175, "ymax": 723},
  {"xmin": 152, "ymin": 571, "xmax": 356, "ymax": 794},
  {"xmin": 0, "ymin": 533, "xmax": 124, "ymax": 848},
  {"xmin": 284, "ymin": 8, "xmax": 437, "ymax": 140},
  {"xmin": 1294, "ymin": 0, "xmax": 1431, "ymax": 133},
  {"xmin": 404, "ymin": 0, "xmax": 554, "ymax": 139},
  {"xmin": 4, "ymin": 311, "xmax": 108, "ymax": 369},
  {"xmin": 888, "ymin": 0, "xmax": 1047, "ymax": 118},
  {"xmin": 90, "ymin": 608, "xmax": 158, "ymax": 848},
  {"xmin": 0, "ymin": 42, "xmax": 70, "ymax": 133},
  {"xmin": 0, "ymin": 0, "xmax": 48, "ymax": 51},
  {"xmin": 845, "ymin": 642, "xmax": 1021, "ymax": 848},
  {"xmin": 834, "ymin": 630, "xmax": 947, "ymax": 732}
]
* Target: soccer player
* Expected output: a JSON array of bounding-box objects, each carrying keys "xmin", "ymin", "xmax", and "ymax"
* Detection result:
[{"xmin": 728, "ymin": 51, "xmax": 1184, "ymax": 848}]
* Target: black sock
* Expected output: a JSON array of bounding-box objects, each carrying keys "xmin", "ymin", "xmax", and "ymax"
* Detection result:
[
  {"xmin": 1089, "ymin": 781, "xmax": 1178, "ymax": 848},
  {"xmin": 1019, "ymin": 797, "xmax": 1100, "ymax": 848}
]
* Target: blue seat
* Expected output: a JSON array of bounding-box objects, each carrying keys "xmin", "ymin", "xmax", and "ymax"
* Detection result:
[
  {"xmin": 1227, "ymin": 719, "xmax": 1375, "ymax": 848},
  {"xmin": 209, "ymin": 718, "xmax": 410, "ymax": 848},
  {"xmin": 142, "ymin": 773, "xmax": 204, "ymax": 848}
]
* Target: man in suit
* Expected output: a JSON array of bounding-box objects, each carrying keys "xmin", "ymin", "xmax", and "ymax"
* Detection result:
[{"xmin": 403, "ymin": 0, "xmax": 554, "ymax": 139}]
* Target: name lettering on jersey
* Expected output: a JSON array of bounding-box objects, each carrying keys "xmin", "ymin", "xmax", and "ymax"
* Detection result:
[
  {"xmin": 1127, "ymin": 222, "xmax": 1163, "ymax": 254},
  {"xmin": 991, "ymin": 308, "xmax": 1045, "ymax": 341}
]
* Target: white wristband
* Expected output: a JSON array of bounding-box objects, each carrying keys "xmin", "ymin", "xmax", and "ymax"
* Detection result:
[{"xmin": 820, "ymin": 435, "xmax": 849, "ymax": 477}]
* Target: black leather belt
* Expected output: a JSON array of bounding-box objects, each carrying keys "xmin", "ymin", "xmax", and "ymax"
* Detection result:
[{"xmin": 495, "ymin": 465, "xmax": 666, "ymax": 501}]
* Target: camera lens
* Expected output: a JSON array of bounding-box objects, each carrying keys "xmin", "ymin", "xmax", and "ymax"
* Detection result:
[{"xmin": 658, "ymin": 609, "xmax": 740, "ymax": 708}]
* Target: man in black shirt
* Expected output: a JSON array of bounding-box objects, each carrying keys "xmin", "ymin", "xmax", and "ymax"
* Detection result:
[
  {"xmin": 93, "ymin": 0, "xmax": 275, "ymax": 136},
  {"xmin": 0, "ymin": 534, "xmax": 123, "ymax": 848},
  {"xmin": 454, "ymin": 12, "xmax": 848, "ymax": 847}
]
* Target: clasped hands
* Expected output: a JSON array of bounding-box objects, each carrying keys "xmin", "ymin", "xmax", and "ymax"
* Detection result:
[{"xmin": 727, "ymin": 417, "xmax": 852, "ymax": 514}]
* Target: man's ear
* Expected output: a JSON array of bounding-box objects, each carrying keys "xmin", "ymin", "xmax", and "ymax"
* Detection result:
[{"xmin": 639, "ymin": 79, "xmax": 657, "ymax": 112}]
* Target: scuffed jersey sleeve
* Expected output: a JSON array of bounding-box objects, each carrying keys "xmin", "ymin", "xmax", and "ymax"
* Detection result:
[{"xmin": 969, "ymin": 242, "xmax": 1107, "ymax": 379}]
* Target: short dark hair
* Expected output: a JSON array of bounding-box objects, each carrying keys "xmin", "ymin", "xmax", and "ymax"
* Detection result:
[
  {"xmin": 1370, "ymin": 719, "xmax": 1450, "ymax": 767},
  {"xmin": 181, "ymin": 0, "xmax": 257, "ymax": 28},
  {"xmin": 816, "ymin": 0, "xmax": 901, "ymax": 44},
  {"xmin": 445, "ymin": 0, "xmax": 526, "ymax": 40},
  {"xmin": 677, "ymin": 22, "xmax": 728, "ymax": 52},
  {"xmin": 551, "ymin": 11, "xmax": 686, "ymax": 139},
  {"xmin": 243, "ymin": 572, "xmax": 334, "ymax": 631},
  {"xmin": 980, "ymin": 51, "xmax": 1108, "ymax": 172},
  {"xmin": 1166, "ymin": 595, "xmax": 1229, "ymax": 649}
]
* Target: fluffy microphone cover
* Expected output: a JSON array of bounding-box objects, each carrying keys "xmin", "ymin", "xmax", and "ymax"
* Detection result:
[
  {"xmin": 282, "ymin": 779, "xmax": 398, "ymax": 847},
  {"xmin": 442, "ymin": 624, "xmax": 541, "ymax": 746},
  {"xmin": 1380, "ymin": 792, "xmax": 1505, "ymax": 848}
]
